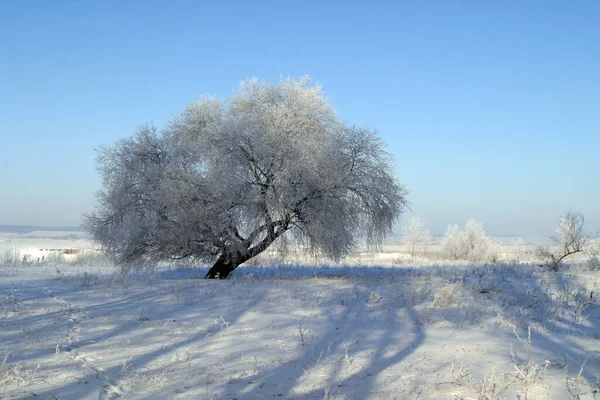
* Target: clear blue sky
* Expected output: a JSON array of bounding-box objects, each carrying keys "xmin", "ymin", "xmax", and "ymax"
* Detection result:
[{"xmin": 1, "ymin": 1, "xmax": 598, "ymax": 236}]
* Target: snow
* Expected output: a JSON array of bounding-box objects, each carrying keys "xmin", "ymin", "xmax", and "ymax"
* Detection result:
[{"xmin": 1, "ymin": 239, "xmax": 599, "ymax": 399}]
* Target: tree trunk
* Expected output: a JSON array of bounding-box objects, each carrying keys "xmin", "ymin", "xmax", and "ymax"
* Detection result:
[
  {"xmin": 204, "ymin": 253, "xmax": 243, "ymax": 279},
  {"xmin": 204, "ymin": 220, "xmax": 289, "ymax": 279}
]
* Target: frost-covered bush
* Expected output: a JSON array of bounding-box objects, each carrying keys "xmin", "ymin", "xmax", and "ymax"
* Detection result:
[
  {"xmin": 1, "ymin": 249, "xmax": 21, "ymax": 266},
  {"xmin": 442, "ymin": 219, "xmax": 499, "ymax": 263},
  {"xmin": 585, "ymin": 244, "xmax": 600, "ymax": 271},
  {"xmin": 401, "ymin": 216, "xmax": 431, "ymax": 256}
]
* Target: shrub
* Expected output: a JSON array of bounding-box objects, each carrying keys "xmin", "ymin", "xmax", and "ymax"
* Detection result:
[{"xmin": 442, "ymin": 219, "xmax": 499, "ymax": 263}]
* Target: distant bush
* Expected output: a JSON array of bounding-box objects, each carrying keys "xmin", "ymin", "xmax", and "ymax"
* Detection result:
[
  {"xmin": 442, "ymin": 219, "xmax": 499, "ymax": 263},
  {"xmin": 1, "ymin": 249, "xmax": 21, "ymax": 266},
  {"xmin": 585, "ymin": 244, "xmax": 600, "ymax": 271},
  {"xmin": 401, "ymin": 216, "xmax": 431, "ymax": 256}
]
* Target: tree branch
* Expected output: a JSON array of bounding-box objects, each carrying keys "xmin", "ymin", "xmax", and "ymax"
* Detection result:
[
  {"xmin": 244, "ymin": 218, "xmax": 290, "ymax": 247},
  {"xmin": 246, "ymin": 221, "xmax": 288, "ymax": 260}
]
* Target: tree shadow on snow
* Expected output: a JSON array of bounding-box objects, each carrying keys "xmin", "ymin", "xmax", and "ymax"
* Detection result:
[{"xmin": 6, "ymin": 262, "xmax": 599, "ymax": 399}]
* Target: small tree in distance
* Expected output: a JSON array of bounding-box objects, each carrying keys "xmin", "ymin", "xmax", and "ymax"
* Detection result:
[
  {"xmin": 401, "ymin": 216, "xmax": 431, "ymax": 256},
  {"xmin": 537, "ymin": 211, "xmax": 592, "ymax": 271},
  {"xmin": 85, "ymin": 76, "xmax": 408, "ymax": 279}
]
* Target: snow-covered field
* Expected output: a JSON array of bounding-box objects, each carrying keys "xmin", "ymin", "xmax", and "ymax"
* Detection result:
[{"xmin": 1, "ymin": 238, "xmax": 599, "ymax": 399}]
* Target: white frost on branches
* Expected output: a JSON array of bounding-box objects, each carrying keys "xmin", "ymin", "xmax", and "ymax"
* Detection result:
[
  {"xmin": 536, "ymin": 211, "xmax": 592, "ymax": 270},
  {"xmin": 442, "ymin": 219, "xmax": 499, "ymax": 263},
  {"xmin": 401, "ymin": 216, "xmax": 431, "ymax": 256},
  {"xmin": 85, "ymin": 76, "xmax": 408, "ymax": 278}
]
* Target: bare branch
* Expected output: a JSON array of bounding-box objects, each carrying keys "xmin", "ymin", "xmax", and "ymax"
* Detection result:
[{"xmin": 538, "ymin": 211, "xmax": 591, "ymax": 270}]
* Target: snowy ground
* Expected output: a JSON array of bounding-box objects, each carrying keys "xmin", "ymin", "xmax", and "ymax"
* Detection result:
[{"xmin": 1, "ymin": 240, "xmax": 599, "ymax": 399}]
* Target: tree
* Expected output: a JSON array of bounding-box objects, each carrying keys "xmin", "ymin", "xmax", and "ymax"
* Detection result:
[
  {"xmin": 442, "ymin": 224, "xmax": 466, "ymax": 260},
  {"xmin": 442, "ymin": 219, "xmax": 499, "ymax": 263},
  {"xmin": 401, "ymin": 216, "xmax": 431, "ymax": 256},
  {"xmin": 537, "ymin": 211, "xmax": 591, "ymax": 271},
  {"xmin": 85, "ymin": 76, "xmax": 408, "ymax": 279}
]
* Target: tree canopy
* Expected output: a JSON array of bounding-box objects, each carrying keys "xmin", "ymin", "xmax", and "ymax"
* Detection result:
[{"xmin": 85, "ymin": 77, "xmax": 408, "ymax": 278}]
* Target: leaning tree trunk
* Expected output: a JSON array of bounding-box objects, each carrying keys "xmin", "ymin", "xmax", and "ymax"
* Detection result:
[
  {"xmin": 204, "ymin": 219, "xmax": 289, "ymax": 279},
  {"xmin": 204, "ymin": 252, "xmax": 244, "ymax": 279}
]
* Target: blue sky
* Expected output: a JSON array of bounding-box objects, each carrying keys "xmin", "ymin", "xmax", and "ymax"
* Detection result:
[{"xmin": 1, "ymin": 1, "xmax": 598, "ymax": 236}]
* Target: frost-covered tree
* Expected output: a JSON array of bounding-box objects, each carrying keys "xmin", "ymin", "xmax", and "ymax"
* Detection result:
[
  {"xmin": 401, "ymin": 216, "xmax": 431, "ymax": 256},
  {"xmin": 442, "ymin": 219, "xmax": 499, "ymax": 262},
  {"xmin": 441, "ymin": 224, "xmax": 466, "ymax": 260},
  {"xmin": 537, "ymin": 211, "xmax": 592, "ymax": 271},
  {"xmin": 85, "ymin": 77, "xmax": 408, "ymax": 279}
]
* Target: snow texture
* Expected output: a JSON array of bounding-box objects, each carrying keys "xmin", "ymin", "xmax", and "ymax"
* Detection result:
[{"xmin": 1, "ymin": 240, "xmax": 599, "ymax": 399}]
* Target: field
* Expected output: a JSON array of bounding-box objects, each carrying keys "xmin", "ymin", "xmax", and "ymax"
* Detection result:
[{"xmin": 1, "ymin": 234, "xmax": 599, "ymax": 399}]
